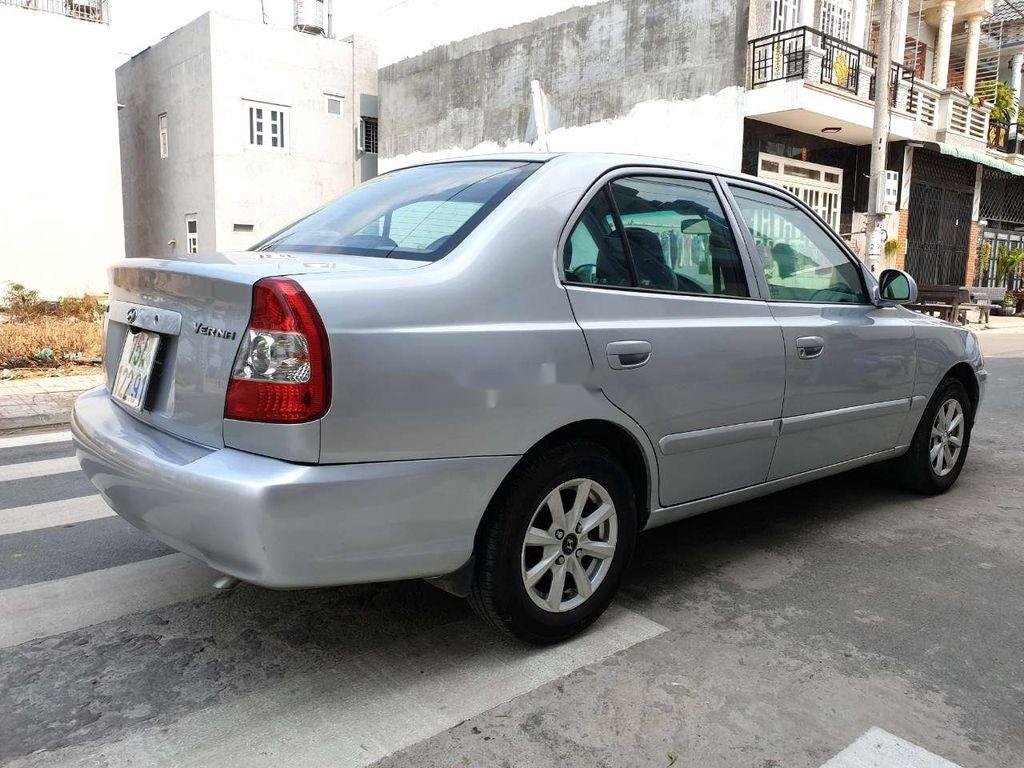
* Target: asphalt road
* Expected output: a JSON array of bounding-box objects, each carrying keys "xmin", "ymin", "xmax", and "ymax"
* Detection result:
[{"xmin": 1, "ymin": 331, "xmax": 1021, "ymax": 767}]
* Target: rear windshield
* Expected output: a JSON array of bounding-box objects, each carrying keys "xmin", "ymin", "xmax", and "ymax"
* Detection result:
[{"xmin": 255, "ymin": 160, "xmax": 539, "ymax": 261}]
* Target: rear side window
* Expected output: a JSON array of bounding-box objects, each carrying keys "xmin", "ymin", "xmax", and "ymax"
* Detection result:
[
  {"xmin": 563, "ymin": 188, "xmax": 633, "ymax": 287},
  {"xmin": 563, "ymin": 175, "xmax": 749, "ymax": 298},
  {"xmin": 256, "ymin": 160, "xmax": 538, "ymax": 261}
]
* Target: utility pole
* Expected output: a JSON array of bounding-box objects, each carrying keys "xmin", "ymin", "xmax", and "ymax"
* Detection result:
[{"xmin": 865, "ymin": 0, "xmax": 903, "ymax": 272}]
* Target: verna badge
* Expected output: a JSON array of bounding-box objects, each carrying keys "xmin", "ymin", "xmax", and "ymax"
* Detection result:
[{"xmin": 193, "ymin": 321, "xmax": 237, "ymax": 341}]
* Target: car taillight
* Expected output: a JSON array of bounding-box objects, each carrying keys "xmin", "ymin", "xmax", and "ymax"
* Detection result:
[{"xmin": 225, "ymin": 277, "xmax": 331, "ymax": 423}]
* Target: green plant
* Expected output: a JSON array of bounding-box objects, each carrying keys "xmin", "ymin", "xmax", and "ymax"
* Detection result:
[
  {"xmin": 982, "ymin": 80, "xmax": 1021, "ymax": 123},
  {"xmin": 977, "ymin": 241, "xmax": 992, "ymax": 277},
  {"xmin": 996, "ymin": 246, "xmax": 1024, "ymax": 285}
]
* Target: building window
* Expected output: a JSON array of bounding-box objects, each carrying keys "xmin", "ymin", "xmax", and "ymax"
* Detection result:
[
  {"xmin": 158, "ymin": 113, "xmax": 168, "ymax": 159},
  {"xmin": 186, "ymin": 215, "xmax": 198, "ymax": 254},
  {"xmin": 247, "ymin": 103, "xmax": 287, "ymax": 149},
  {"xmin": 326, "ymin": 96, "xmax": 342, "ymax": 115},
  {"xmin": 234, "ymin": 223, "xmax": 255, "ymax": 233},
  {"xmin": 771, "ymin": 0, "xmax": 800, "ymax": 32},
  {"xmin": 820, "ymin": 0, "xmax": 852, "ymax": 40},
  {"xmin": 359, "ymin": 117, "xmax": 378, "ymax": 154}
]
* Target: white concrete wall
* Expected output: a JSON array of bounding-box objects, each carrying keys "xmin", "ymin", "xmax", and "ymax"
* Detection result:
[
  {"xmin": 207, "ymin": 15, "xmax": 377, "ymax": 252},
  {"xmin": 0, "ymin": 5, "xmax": 124, "ymax": 299}
]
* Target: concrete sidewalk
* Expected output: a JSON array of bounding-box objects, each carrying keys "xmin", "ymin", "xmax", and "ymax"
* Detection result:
[{"xmin": 0, "ymin": 372, "xmax": 103, "ymax": 433}]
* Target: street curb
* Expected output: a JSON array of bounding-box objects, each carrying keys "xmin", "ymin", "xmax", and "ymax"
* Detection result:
[{"xmin": 0, "ymin": 411, "xmax": 73, "ymax": 435}]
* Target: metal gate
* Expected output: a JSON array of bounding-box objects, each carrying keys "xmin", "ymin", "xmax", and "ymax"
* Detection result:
[{"xmin": 905, "ymin": 151, "xmax": 975, "ymax": 285}]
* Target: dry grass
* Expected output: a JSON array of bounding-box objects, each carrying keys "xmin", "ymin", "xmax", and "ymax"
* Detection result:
[{"xmin": 0, "ymin": 317, "xmax": 103, "ymax": 368}]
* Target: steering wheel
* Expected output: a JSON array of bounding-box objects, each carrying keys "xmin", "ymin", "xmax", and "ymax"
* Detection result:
[
  {"xmin": 809, "ymin": 285, "xmax": 855, "ymax": 302},
  {"xmin": 673, "ymin": 273, "xmax": 707, "ymax": 295},
  {"xmin": 570, "ymin": 264, "xmax": 597, "ymax": 283}
]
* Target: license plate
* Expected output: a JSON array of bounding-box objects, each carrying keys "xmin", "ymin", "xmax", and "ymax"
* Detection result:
[{"xmin": 111, "ymin": 329, "xmax": 161, "ymax": 412}]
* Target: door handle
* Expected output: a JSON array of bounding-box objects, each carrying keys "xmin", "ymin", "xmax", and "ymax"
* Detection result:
[
  {"xmin": 795, "ymin": 336, "xmax": 825, "ymax": 360},
  {"xmin": 606, "ymin": 340, "xmax": 652, "ymax": 369}
]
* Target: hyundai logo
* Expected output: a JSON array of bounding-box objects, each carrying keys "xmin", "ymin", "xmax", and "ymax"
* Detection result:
[{"xmin": 126, "ymin": 308, "xmax": 138, "ymax": 324}]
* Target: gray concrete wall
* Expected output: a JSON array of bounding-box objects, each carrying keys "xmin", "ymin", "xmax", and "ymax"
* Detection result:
[
  {"xmin": 379, "ymin": 0, "xmax": 750, "ymax": 159},
  {"xmin": 117, "ymin": 14, "xmax": 217, "ymax": 259}
]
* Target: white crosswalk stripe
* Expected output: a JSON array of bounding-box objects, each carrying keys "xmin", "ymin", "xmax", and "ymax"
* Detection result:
[
  {"xmin": 0, "ymin": 430, "xmax": 72, "ymax": 450},
  {"xmin": 0, "ymin": 425, "xmax": 672, "ymax": 768},
  {"xmin": 0, "ymin": 494, "xmax": 114, "ymax": 536},
  {"xmin": 0, "ymin": 553, "xmax": 220, "ymax": 649},
  {"xmin": 0, "ymin": 456, "xmax": 81, "ymax": 482},
  {"xmin": 821, "ymin": 727, "xmax": 963, "ymax": 768},
  {"xmin": 14, "ymin": 606, "xmax": 667, "ymax": 768}
]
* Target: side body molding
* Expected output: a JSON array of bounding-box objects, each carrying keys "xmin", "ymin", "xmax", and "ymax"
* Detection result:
[{"xmin": 659, "ymin": 419, "xmax": 781, "ymax": 455}]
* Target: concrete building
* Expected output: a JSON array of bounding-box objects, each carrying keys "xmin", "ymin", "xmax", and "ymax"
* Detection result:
[
  {"xmin": 116, "ymin": 12, "xmax": 378, "ymax": 258},
  {"xmin": 0, "ymin": 0, "xmax": 124, "ymax": 299},
  {"xmin": 379, "ymin": 0, "xmax": 1024, "ymax": 289}
]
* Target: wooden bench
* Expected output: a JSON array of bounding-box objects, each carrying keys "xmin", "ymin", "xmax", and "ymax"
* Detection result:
[{"xmin": 906, "ymin": 285, "xmax": 971, "ymax": 323}]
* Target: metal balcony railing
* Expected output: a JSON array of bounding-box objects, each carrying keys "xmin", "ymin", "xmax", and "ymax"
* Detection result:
[
  {"xmin": 748, "ymin": 26, "xmax": 914, "ymax": 110},
  {"xmin": 987, "ymin": 120, "xmax": 1022, "ymax": 154},
  {"xmin": 0, "ymin": 0, "xmax": 107, "ymax": 23}
]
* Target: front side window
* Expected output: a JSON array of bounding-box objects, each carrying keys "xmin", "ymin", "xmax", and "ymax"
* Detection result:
[
  {"xmin": 730, "ymin": 185, "xmax": 867, "ymax": 304},
  {"xmin": 248, "ymin": 104, "xmax": 287, "ymax": 149},
  {"xmin": 255, "ymin": 160, "xmax": 537, "ymax": 261},
  {"xmin": 185, "ymin": 215, "xmax": 198, "ymax": 254}
]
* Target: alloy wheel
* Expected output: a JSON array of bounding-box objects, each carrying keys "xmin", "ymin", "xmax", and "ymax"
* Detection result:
[
  {"xmin": 929, "ymin": 397, "xmax": 965, "ymax": 477},
  {"xmin": 520, "ymin": 478, "xmax": 618, "ymax": 613}
]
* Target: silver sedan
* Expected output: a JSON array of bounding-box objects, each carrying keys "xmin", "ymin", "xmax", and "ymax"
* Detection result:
[{"xmin": 72, "ymin": 153, "xmax": 986, "ymax": 643}]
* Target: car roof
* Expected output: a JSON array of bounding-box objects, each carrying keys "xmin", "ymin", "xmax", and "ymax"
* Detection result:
[{"xmin": 400, "ymin": 151, "xmax": 778, "ymax": 190}]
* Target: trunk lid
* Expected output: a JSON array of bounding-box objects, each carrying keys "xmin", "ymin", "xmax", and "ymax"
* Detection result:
[{"xmin": 104, "ymin": 251, "xmax": 425, "ymax": 448}]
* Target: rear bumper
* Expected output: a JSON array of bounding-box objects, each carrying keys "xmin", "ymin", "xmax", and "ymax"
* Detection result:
[{"xmin": 71, "ymin": 387, "xmax": 517, "ymax": 588}]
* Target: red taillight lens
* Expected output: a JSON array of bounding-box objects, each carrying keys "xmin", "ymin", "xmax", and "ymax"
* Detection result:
[{"xmin": 225, "ymin": 277, "xmax": 331, "ymax": 423}]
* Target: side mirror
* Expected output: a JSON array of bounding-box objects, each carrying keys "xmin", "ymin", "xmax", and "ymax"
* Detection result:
[{"xmin": 873, "ymin": 268, "xmax": 918, "ymax": 306}]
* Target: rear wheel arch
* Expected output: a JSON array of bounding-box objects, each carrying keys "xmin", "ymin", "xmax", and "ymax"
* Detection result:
[{"xmin": 477, "ymin": 420, "xmax": 654, "ymax": 552}]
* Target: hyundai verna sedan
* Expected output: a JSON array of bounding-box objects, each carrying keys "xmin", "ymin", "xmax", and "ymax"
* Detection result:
[{"xmin": 73, "ymin": 153, "xmax": 986, "ymax": 643}]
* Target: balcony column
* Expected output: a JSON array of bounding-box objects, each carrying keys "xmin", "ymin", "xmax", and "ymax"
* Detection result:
[
  {"xmin": 799, "ymin": 0, "xmax": 815, "ymax": 28},
  {"xmin": 851, "ymin": 0, "xmax": 869, "ymax": 49},
  {"xmin": 963, "ymin": 15, "xmax": 983, "ymax": 95},
  {"xmin": 932, "ymin": 0, "xmax": 957, "ymax": 90},
  {"xmin": 1011, "ymin": 53, "xmax": 1024, "ymax": 112}
]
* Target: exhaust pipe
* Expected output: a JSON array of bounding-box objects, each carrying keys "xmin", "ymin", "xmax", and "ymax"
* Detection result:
[{"xmin": 212, "ymin": 574, "xmax": 241, "ymax": 591}]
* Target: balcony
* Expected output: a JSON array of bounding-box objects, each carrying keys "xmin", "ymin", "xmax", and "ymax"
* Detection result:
[
  {"xmin": 0, "ymin": 0, "xmax": 107, "ymax": 24},
  {"xmin": 745, "ymin": 26, "xmax": 990, "ymax": 148}
]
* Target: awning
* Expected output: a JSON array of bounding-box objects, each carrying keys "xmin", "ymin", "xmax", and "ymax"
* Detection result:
[{"xmin": 924, "ymin": 141, "xmax": 1024, "ymax": 177}]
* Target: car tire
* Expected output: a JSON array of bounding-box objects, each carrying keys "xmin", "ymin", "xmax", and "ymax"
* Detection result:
[
  {"xmin": 469, "ymin": 440, "xmax": 638, "ymax": 644},
  {"xmin": 891, "ymin": 377, "xmax": 973, "ymax": 494}
]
